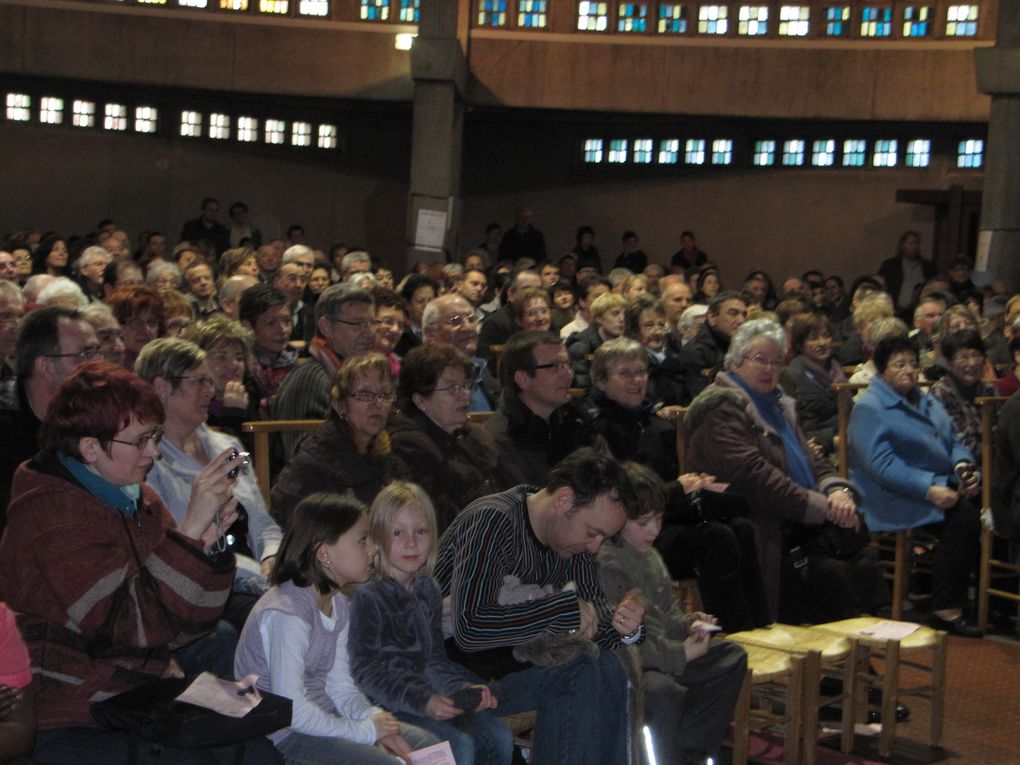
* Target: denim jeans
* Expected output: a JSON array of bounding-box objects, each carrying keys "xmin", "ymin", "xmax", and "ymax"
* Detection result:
[
  {"xmin": 396, "ymin": 709, "xmax": 513, "ymax": 765},
  {"xmin": 173, "ymin": 619, "xmax": 239, "ymax": 679},
  {"xmin": 494, "ymin": 650, "xmax": 628, "ymax": 765},
  {"xmin": 276, "ymin": 722, "xmax": 438, "ymax": 765},
  {"xmin": 34, "ymin": 726, "xmax": 283, "ymax": 765}
]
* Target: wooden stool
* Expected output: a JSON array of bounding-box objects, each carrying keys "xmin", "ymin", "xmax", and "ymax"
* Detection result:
[
  {"xmin": 725, "ymin": 641, "xmax": 819, "ymax": 765},
  {"xmin": 817, "ymin": 617, "xmax": 948, "ymax": 759},
  {"xmin": 727, "ymin": 624, "xmax": 860, "ymax": 763}
]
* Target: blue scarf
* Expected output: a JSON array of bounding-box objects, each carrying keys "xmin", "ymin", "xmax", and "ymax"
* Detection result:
[
  {"xmin": 731, "ymin": 376, "xmax": 816, "ymax": 490},
  {"xmin": 57, "ymin": 452, "xmax": 141, "ymax": 518}
]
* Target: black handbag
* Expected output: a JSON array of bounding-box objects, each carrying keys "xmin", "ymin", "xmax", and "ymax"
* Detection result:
[
  {"xmin": 665, "ymin": 487, "xmax": 751, "ymax": 526},
  {"xmin": 91, "ymin": 675, "xmax": 291, "ymax": 749}
]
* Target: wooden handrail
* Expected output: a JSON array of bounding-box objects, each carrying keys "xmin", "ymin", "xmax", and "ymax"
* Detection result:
[
  {"xmin": 242, "ymin": 419, "xmax": 325, "ymax": 505},
  {"xmin": 831, "ymin": 382, "xmax": 868, "ymax": 478}
]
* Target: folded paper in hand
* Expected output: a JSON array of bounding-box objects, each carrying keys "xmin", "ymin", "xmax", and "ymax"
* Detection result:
[{"xmin": 175, "ymin": 672, "xmax": 263, "ymax": 718}]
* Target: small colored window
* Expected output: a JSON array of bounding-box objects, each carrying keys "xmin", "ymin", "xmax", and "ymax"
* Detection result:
[
  {"xmin": 842, "ymin": 139, "xmax": 867, "ymax": 166},
  {"xmin": 180, "ymin": 110, "xmax": 202, "ymax": 137},
  {"xmin": 519, "ymin": 0, "xmax": 547, "ymax": 27},
  {"xmin": 360, "ymin": 0, "xmax": 388, "ymax": 20},
  {"xmin": 860, "ymin": 6, "xmax": 892, "ymax": 37},
  {"xmin": 685, "ymin": 138, "xmax": 706, "ymax": 165},
  {"xmin": 72, "ymin": 99, "xmax": 95, "ymax": 128},
  {"xmin": 658, "ymin": 138, "xmax": 680, "ymax": 164},
  {"xmin": 698, "ymin": 4, "xmax": 728, "ymax": 34},
  {"xmin": 753, "ymin": 140, "xmax": 776, "ymax": 166},
  {"xmin": 318, "ymin": 124, "xmax": 338, "ymax": 149},
  {"xmin": 259, "ymin": 0, "xmax": 288, "ymax": 13},
  {"xmin": 737, "ymin": 5, "xmax": 768, "ymax": 36},
  {"xmin": 209, "ymin": 113, "xmax": 230, "ymax": 140},
  {"xmin": 399, "ymin": 0, "xmax": 420, "ymax": 22},
  {"xmin": 633, "ymin": 138, "xmax": 654, "ymax": 163},
  {"xmin": 478, "ymin": 0, "xmax": 507, "ymax": 25},
  {"xmin": 905, "ymin": 139, "xmax": 931, "ymax": 167},
  {"xmin": 812, "ymin": 139, "xmax": 835, "ymax": 166},
  {"xmin": 5, "ymin": 93, "xmax": 31, "ymax": 122},
  {"xmin": 782, "ymin": 139, "xmax": 805, "ymax": 166},
  {"xmin": 291, "ymin": 121, "xmax": 312, "ymax": 146},
  {"xmin": 957, "ymin": 139, "xmax": 983, "ymax": 168},
  {"xmin": 872, "ymin": 139, "xmax": 898, "ymax": 167},
  {"xmin": 778, "ymin": 5, "xmax": 809, "ymax": 36},
  {"xmin": 657, "ymin": 3, "xmax": 687, "ymax": 33},
  {"xmin": 265, "ymin": 118, "xmax": 286, "ymax": 145},
  {"xmin": 40, "ymin": 96, "xmax": 64, "ymax": 125},
  {"xmin": 237, "ymin": 116, "xmax": 259, "ymax": 142},
  {"xmin": 608, "ymin": 139, "xmax": 629, "ymax": 163},
  {"xmin": 711, "ymin": 139, "xmax": 732, "ymax": 165},
  {"xmin": 134, "ymin": 105, "xmax": 158, "ymax": 133},
  {"xmin": 902, "ymin": 5, "xmax": 931, "ymax": 37},
  {"xmin": 618, "ymin": 3, "xmax": 648, "ymax": 32},
  {"xmin": 946, "ymin": 4, "xmax": 978, "ymax": 36},
  {"xmin": 104, "ymin": 103, "xmax": 127, "ymax": 131},
  {"xmin": 583, "ymin": 138, "xmax": 604, "ymax": 163},
  {"xmin": 823, "ymin": 5, "xmax": 850, "ymax": 36},
  {"xmin": 578, "ymin": 1, "xmax": 609, "ymax": 31}
]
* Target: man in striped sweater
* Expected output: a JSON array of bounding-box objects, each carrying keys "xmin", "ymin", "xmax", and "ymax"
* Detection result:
[{"xmin": 435, "ymin": 448, "xmax": 646, "ymax": 765}]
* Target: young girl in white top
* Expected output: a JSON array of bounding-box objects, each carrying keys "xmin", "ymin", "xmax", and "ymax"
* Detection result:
[
  {"xmin": 349, "ymin": 482, "xmax": 513, "ymax": 765},
  {"xmin": 234, "ymin": 492, "xmax": 439, "ymax": 764}
]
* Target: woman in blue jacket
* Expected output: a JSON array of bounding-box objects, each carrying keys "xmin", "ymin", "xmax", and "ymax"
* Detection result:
[{"xmin": 848, "ymin": 335, "xmax": 983, "ymax": 637}]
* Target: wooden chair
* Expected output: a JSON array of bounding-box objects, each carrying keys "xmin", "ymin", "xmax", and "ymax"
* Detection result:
[
  {"xmin": 241, "ymin": 419, "xmax": 324, "ymax": 505},
  {"xmin": 818, "ymin": 617, "xmax": 948, "ymax": 759},
  {"xmin": 976, "ymin": 395, "xmax": 1020, "ymax": 631},
  {"xmin": 467, "ymin": 410, "xmax": 495, "ymax": 424},
  {"xmin": 727, "ymin": 624, "xmax": 860, "ymax": 763}
]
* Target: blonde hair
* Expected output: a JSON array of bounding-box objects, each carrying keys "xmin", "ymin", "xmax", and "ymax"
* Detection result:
[
  {"xmin": 369, "ymin": 481, "xmax": 438, "ymax": 581},
  {"xmin": 852, "ymin": 293, "xmax": 894, "ymax": 334},
  {"xmin": 589, "ymin": 292, "xmax": 627, "ymax": 322}
]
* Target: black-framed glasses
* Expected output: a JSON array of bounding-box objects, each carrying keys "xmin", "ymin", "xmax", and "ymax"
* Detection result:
[
  {"xmin": 109, "ymin": 426, "xmax": 164, "ymax": 450},
  {"xmin": 348, "ymin": 390, "xmax": 397, "ymax": 404},
  {"xmin": 528, "ymin": 360, "xmax": 573, "ymax": 373},
  {"xmin": 329, "ymin": 317, "xmax": 374, "ymax": 332},
  {"xmin": 44, "ymin": 346, "xmax": 103, "ymax": 361},
  {"xmin": 171, "ymin": 375, "xmax": 217, "ymax": 390}
]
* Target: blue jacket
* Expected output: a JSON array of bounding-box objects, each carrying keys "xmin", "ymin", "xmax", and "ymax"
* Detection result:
[{"xmin": 848, "ymin": 375, "xmax": 973, "ymax": 531}]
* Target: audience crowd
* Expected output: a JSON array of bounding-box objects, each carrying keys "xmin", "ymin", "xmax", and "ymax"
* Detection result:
[{"xmin": 0, "ymin": 200, "xmax": 1016, "ymax": 764}]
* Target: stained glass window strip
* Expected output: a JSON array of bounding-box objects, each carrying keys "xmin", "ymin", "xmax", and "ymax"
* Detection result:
[
  {"xmin": 180, "ymin": 110, "xmax": 202, "ymax": 137},
  {"xmin": 608, "ymin": 139, "xmax": 629, "ymax": 163},
  {"xmin": 5, "ymin": 93, "xmax": 30, "ymax": 121},
  {"xmin": 519, "ymin": 0, "xmax": 547, "ymax": 27},
  {"xmin": 778, "ymin": 5, "xmax": 809, "ymax": 35},
  {"xmin": 753, "ymin": 140, "xmax": 775, "ymax": 166},
  {"xmin": 812, "ymin": 139, "xmax": 835, "ymax": 166},
  {"xmin": 291, "ymin": 121, "xmax": 312, "ymax": 146},
  {"xmin": 633, "ymin": 138, "xmax": 653, "ymax": 164},
  {"xmin": 902, "ymin": 5, "xmax": 931, "ymax": 36},
  {"xmin": 265, "ymin": 118, "xmax": 286, "ymax": 144},
  {"xmin": 685, "ymin": 139, "xmax": 705, "ymax": 165},
  {"xmin": 72, "ymin": 99, "xmax": 95, "ymax": 128},
  {"xmin": 860, "ymin": 6, "xmax": 892, "ymax": 36},
  {"xmin": 957, "ymin": 139, "xmax": 983, "ymax": 168},
  {"xmin": 782, "ymin": 139, "xmax": 805, "ymax": 166},
  {"xmin": 220, "ymin": 0, "xmax": 248, "ymax": 9},
  {"xmin": 299, "ymin": 0, "xmax": 328, "ymax": 15},
  {"xmin": 618, "ymin": 3, "xmax": 648, "ymax": 31},
  {"xmin": 178, "ymin": 0, "xmax": 207, "ymax": 8},
  {"xmin": 578, "ymin": 2, "xmax": 609, "ymax": 31},
  {"xmin": 478, "ymin": 0, "xmax": 507, "ymax": 25},
  {"xmin": 104, "ymin": 103, "xmax": 127, "ymax": 131},
  {"xmin": 842, "ymin": 139, "xmax": 867, "ymax": 166},
  {"xmin": 872, "ymin": 139, "xmax": 898, "ymax": 167},
  {"xmin": 657, "ymin": 3, "xmax": 687, "ymax": 33},
  {"xmin": 823, "ymin": 5, "xmax": 850, "ymax": 36},
  {"xmin": 583, "ymin": 138, "xmax": 604, "ymax": 163},
  {"xmin": 360, "ymin": 0, "xmax": 388, "ymax": 20},
  {"xmin": 39, "ymin": 96, "xmax": 63, "ymax": 125},
  {"xmin": 318, "ymin": 124, "xmax": 338, "ymax": 149},
  {"xmin": 946, "ymin": 4, "xmax": 978, "ymax": 36},
  {"xmin": 905, "ymin": 139, "xmax": 930, "ymax": 167},
  {"xmin": 259, "ymin": 0, "xmax": 288, "ymax": 13},
  {"xmin": 698, "ymin": 4, "xmax": 728, "ymax": 33},
  {"xmin": 237, "ymin": 116, "xmax": 259, "ymax": 142},
  {"xmin": 738, "ymin": 5, "xmax": 768, "ymax": 36},
  {"xmin": 134, "ymin": 105, "xmax": 158, "ymax": 133},
  {"xmin": 711, "ymin": 139, "xmax": 732, "ymax": 165},
  {"xmin": 399, "ymin": 0, "xmax": 420, "ymax": 22},
  {"xmin": 209, "ymin": 113, "xmax": 230, "ymax": 139},
  {"xmin": 658, "ymin": 139, "xmax": 679, "ymax": 164}
]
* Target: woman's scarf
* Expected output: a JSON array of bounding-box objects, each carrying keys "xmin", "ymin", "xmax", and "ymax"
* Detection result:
[
  {"xmin": 795, "ymin": 354, "xmax": 846, "ymax": 389},
  {"xmin": 57, "ymin": 451, "xmax": 140, "ymax": 518},
  {"xmin": 732, "ymin": 375, "xmax": 816, "ymax": 490}
]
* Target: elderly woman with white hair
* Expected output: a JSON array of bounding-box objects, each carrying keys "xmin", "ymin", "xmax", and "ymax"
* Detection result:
[{"xmin": 685, "ymin": 318, "xmax": 886, "ymax": 624}]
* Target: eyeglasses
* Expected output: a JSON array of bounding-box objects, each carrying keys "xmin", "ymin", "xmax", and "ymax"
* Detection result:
[
  {"xmin": 330, "ymin": 317, "xmax": 375, "ymax": 332},
  {"xmin": 528, "ymin": 360, "xmax": 574, "ymax": 373},
  {"xmin": 744, "ymin": 353, "xmax": 783, "ymax": 370},
  {"xmin": 524, "ymin": 307, "xmax": 551, "ymax": 319},
  {"xmin": 45, "ymin": 346, "xmax": 103, "ymax": 361},
  {"xmin": 444, "ymin": 313, "xmax": 480, "ymax": 328},
  {"xmin": 124, "ymin": 317, "xmax": 160, "ymax": 332},
  {"xmin": 348, "ymin": 390, "xmax": 397, "ymax": 404},
  {"xmin": 431, "ymin": 381, "xmax": 474, "ymax": 396},
  {"xmin": 172, "ymin": 375, "xmax": 217, "ymax": 390},
  {"xmin": 952, "ymin": 351, "xmax": 985, "ymax": 365},
  {"xmin": 609, "ymin": 367, "xmax": 649, "ymax": 380},
  {"xmin": 374, "ymin": 317, "xmax": 403, "ymax": 329},
  {"xmin": 109, "ymin": 426, "xmax": 164, "ymax": 450},
  {"xmin": 640, "ymin": 322, "xmax": 669, "ymax": 332}
]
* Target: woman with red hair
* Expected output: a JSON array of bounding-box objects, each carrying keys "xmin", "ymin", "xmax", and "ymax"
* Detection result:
[{"xmin": 106, "ymin": 285, "xmax": 166, "ymax": 368}]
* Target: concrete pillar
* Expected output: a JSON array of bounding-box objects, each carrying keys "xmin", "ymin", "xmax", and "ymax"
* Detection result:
[
  {"xmin": 974, "ymin": 5, "xmax": 1020, "ymax": 287},
  {"xmin": 404, "ymin": 0, "xmax": 468, "ymax": 271}
]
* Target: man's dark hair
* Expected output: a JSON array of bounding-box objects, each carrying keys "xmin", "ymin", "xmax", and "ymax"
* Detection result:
[
  {"xmin": 201, "ymin": 197, "xmax": 218, "ymax": 209},
  {"xmin": 485, "ymin": 223, "xmax": 501, "ymax": 235},
  {"xmin": 708, "ymin": 290, "xmax": 746, "ymax": 316},
  {"xmin": 872, "ymin": 334, "xmax": 919, "ymax": 373},
  {"xmin": 287, "ymin": 224, "xmax": 305, "ymax": 237},
  {"xmin": 229, "ymin": 202, "xmax": 248, "ymax": 215},
  {"xmin": 575, "ymin": 225, "xmax": 594, "ymax": 242},
  {"xmin": 102, "ymin": 257, "xmax": 140, "ymax": 289},
  {"xmin": 621, "ymin": 230, "xmax": 637, "ymax": 242},
  {"xmin": 824, "ymin": 275, "xmax": 844, "ymax": 289},
  {"xmin": 399, "ymin": 274, "xmax": 439, "ymax": 304},
  {"xmin": 239, "ymin": 282, "xmax": 288, "ymax": 327},
  {"xmin": 941, "ymin": 329, "xmax": 985, "ymax": 362},
  {"xmin": 16, "ymin": 306, "xmax": 81, "ymax": 377},
  {"xmin": 579, "ymin": 274, "xmax": 611, "ymax": 301},
  {"xmin": 315, "ymin": 283, "xmax": 374, "ymax": 325},
  {"xmin": 371, "ymin": 287, "xmax": 407, "ymax": 314},
  {"xmin": 546, "ymin": 447, "xmax": 639, "ymax": 520},
  {"xmin": 680, "ymin": 230, "xmax": 695, "ymax": 239},
  {"xmin": 498, "ymin": 330, "xmax": 562, "ymax": 393}
]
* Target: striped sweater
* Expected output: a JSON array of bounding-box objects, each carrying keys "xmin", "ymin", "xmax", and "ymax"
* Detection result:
[
  {"xmin": 0, "ymin": 452, "xmax": 235, "ymax": 730},
  {"xmin": 434, "ymin": 485, "xmax": 624, "ymax": 654}
]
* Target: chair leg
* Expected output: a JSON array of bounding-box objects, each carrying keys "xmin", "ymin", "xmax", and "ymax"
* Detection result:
[
  {"xmin": 978, "ymin": 526, "xmax": 992, "ymax": 632},
  {"xmin": 892, "ymin": 531, "xmax": 908, "ymax": 620},
  {"xmin": 731, "ymin": 669, "xmax": 753, "ymax": 765},
  {"xmin": 839, "ymin": 640, "xmax": 861, "ymax": 754},
  {"xmin": 878, "ymin": 641, "xmax": 900, "ymax": 759},
  {"xmin": 800, "ymin": 651, "xmax": 822, "ymax": 765},
  {"xmin": 930, "ymin": 632, "xmax": 948, "ymax": 748},
  {"xmin": 784, "ymin": 656, "xmax": 804, "ymax": 765}
]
